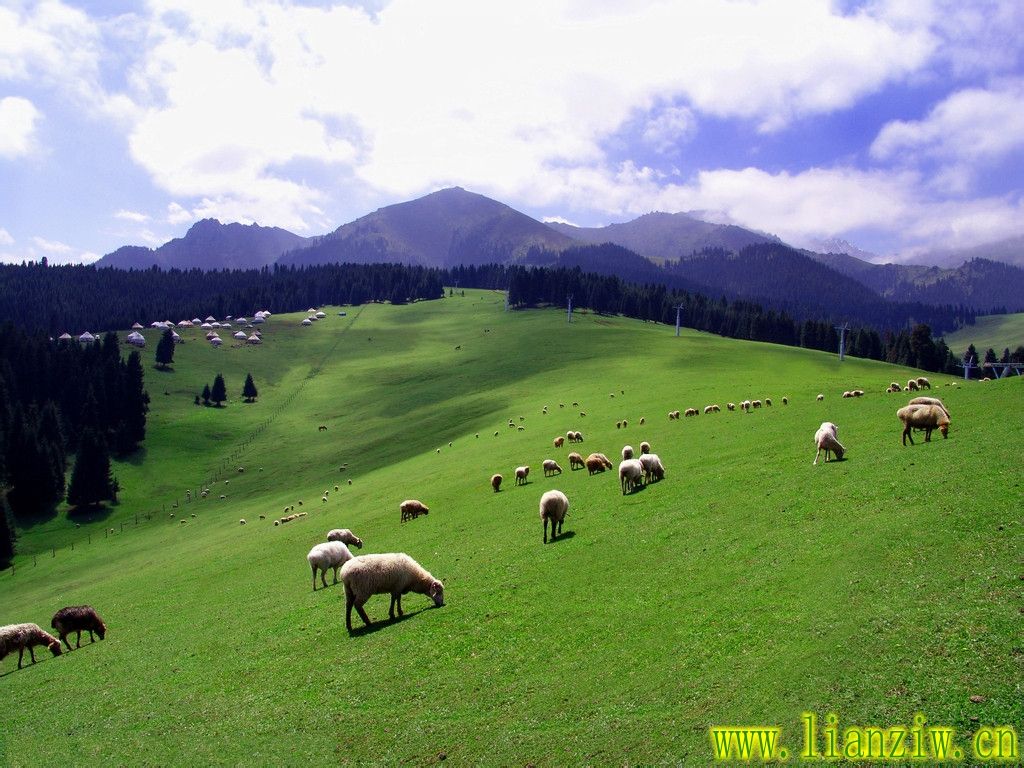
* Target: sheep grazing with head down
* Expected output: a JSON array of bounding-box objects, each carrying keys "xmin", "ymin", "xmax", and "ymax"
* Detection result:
[
  {"xmin": 813, "ymin": 422, "xmax": 845, "ymax": 465},
  {"xmin": 907, "ymin": 378, "xmax": 920, "ymax": 392},
  {"xmin": 916, "ymin": 376, "xmax": 931, "ymax": 390},
  {"xmin": 327, "ymin": 529, "xmax": 363, "ymax": 548},
  {"xmin": 727, "ymin": 403, "xmax": 736, "ymax": 411},
  {"xmin": 50, "ymin": 606, "xmax": 106, "ymax": 651},
  {"xmin": 539, "ymin": 489, "xmax": 569, "ymax": 543},
  {"xmin": 684, "ymin": 408, "xmax": 698, "ymax": 417},
  {"xmin": 553, "ymin": 436, "xmax": 565, "ymax": 448},
  {"xmin": 542, "ymin": 459, "xmax": 562, "ymax": 477},
  {"xmin": 619, "ymin": 459, "xmax": 644, "ymax": 494},
  {"xmin": 621, "ymin": 445, "xmax": 634, "ymax": 460},
  {"xmin": 639, "ymin": 441, "xmax": 651, "ymax": 455},
  {"xmin": 400, "ymin": 499, "xmax": 430, "ymax": 522},
  {"xmin": 897, "ymin": 404, "xmax": 950, "ymax": 445},
  {"xmin": 515, "ymin": 466, "xmax": 530, "ymax": 485},
  {"xmin": 307, "ymin": 541, "xmax": 355, "ymax": 590},
  {"xmin": 0, "ymin": 623, "xmax": 62, "ymax": 669},
  {"xmin": 340, "ymin": 553, "xmax": 444, "ymax": 632},
  {"xmin": 568, "ymin": 452, "xmax": 585, "ymax": 470},
  {"xmin": 491, "ymin": 473, "xmax": 502, "ymax": 492},
  {"xmin": 585, "ymin": 453, "xmax": 613, "ymax": 475},
  {"xmin": 639, "ymin": 453, "xmax": 665, "ymax": 483},
  {"xmin": 816, "ymin": 394, "xmax": 824, "ymax": 401},
  {"xmin": 782, "ymin": 397, "xmax": 788, "ymax": 405}
]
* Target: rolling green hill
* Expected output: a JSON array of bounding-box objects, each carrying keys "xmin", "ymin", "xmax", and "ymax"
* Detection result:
[
  {"xmin": 941, "ymin": 312, "xmax": 1024, "ymax": 357},
  {"xmin": 1, "ymin": 292, "xmax": 1020, "ymax": 765}
]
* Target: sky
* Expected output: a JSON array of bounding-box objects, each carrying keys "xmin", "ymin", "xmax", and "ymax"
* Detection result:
[{"xmin": 1, "ymin": 0, "xmax": 1023, "ymax": 266}]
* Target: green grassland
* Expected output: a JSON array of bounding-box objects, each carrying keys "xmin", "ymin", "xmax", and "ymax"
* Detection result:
[
  {"xmin": 1, "ymin": 291, "xmax": 1021, "ymax": 765},
  {"xmin": 942, "ymin": 312, "xmax": 1024, "ymax": 356}
]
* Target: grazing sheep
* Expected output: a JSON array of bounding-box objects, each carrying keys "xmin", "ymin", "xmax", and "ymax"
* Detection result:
[
  {"xmin": 619, "ymin": 459, "xmax": 645, "ymax": 494},
  {"xmin": 50, "ymin": 606, "xmax": 106, "ymax": 651},
  {"xmin": 816, "ymin": 394, "xmax": 824, "ymax": 401},
  {"xmin": 907, "ymin": 379, "xmax": 920, "ymax": 392},
  {"xmin": 335, "ymin": 485, "xmax": 340, "ymax": 491},
  {"xmin": 490, "ymin": 473, "xmax": 503, "ymax": 492},
  {"xmin": 517, "ymin": 426, "xmax": 525, "ymax": 432},
  {"xmin": 842, "ymin": 391, "xmax": 852, "ymax": 398},
  {"xmin": 897, "ymin": 404, "xmax": 950, "ymax": 445},
  {"xmin": 616, "ymin": 421, "xmax": 622, "ymax": 429},
  {"xmin": 639, "ymin": 417, "xmax": 645, "ymax": 425},
  {"xmin": 240, "ymin": 518, "xmax": 247, "ymax": 524},
  {"xmin": 568, "ymin": 452, "xmax": 585, "ymax": 470},
  {"xmin": 307, "ymin": 541, "xmax": 355, "ymax": 590},
  {"xmin": 554, "ymin": 436, "xmax": 565, "ymax": 448},
  {"xmin": 515, "ymin": 466, "xmax": 530, "ymax": 485},
  {"xmin": 639, "ymin": 441, "xmax": 650, "ymax": 455},
  {"xmin": 622, "ymin": 419, "xmax": 628, "ymax": 428},
  {"xmin": 0, "ymin": 623, "xmax": 62, "ymax": 669},
  {"xmin": 340, "ymin": 553, "xmax": 444, "ymax": 631},
  {"xmin": 908, "ymin": 396, "xmax": 950, "ymax": 418},
  {"xmin": 621, "ymin": 445, "xmax": 634, "ymax": 460},
  {"xmin": 752, "ymin": 400, "xmax": 762, "ymax": 409},
  {"xmin": 782, "ymin": 397, "xmax": 788, "ymax": 405},
  {"xmin": 765, "ymin": 398, "xmax": 772, "ymax": 406},
  {"xmin": 889, "ymin": 382, "xmax": 901, "ymax": 393},
  {"xmin": 327, "ymin": 529, "xmax": 363, "ymax": 548},
  {"xmin": 400, "ymin": 499, "xmax": 430, "ymax": 522},
  {"xmin": 813, "ymin": 422, "xmax": 845, "ymax": 465},
  {"xmin": 572, "ymin": 401, "xmax": 579, "ymax": 407},
  {"xmin": 585, "ymin": 453, "xmax": 613, "ymax": 474},
  {"xmin": 638, "ymin": 453, "xmax": 665, "ymax": 483},
  {"xmin": 542, "ymin": 459, "xmax": 562, "ymax": 477},
  {"xmin": 916, "ymin": 376, "xmax": 931, "ymax": 389},
  {"xmin": 684, "ymin": 408, "xmax": 698, "ymax": 417},
  {"xmin": 741, "ymin": 400, "xmax": 752, "ymax": 412},
  {"xmin": 852, "ymin": 390, "xmax": 864, "ymax": 397},
  {"xmin": 539, "ymin": 490, "xmax": 569, "ymax": 543},
  {"xmin": 703, "ymin": 405, "xmax": 714, "ymax": 415},
  {"xmin": 727, "ymin": 402, "xmax": 736, "ymax": 411}
]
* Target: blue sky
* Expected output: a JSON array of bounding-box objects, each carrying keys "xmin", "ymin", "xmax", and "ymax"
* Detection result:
[{"xmin": 1, "ymin": 0, "xmax": 1022, "ymax": 265}]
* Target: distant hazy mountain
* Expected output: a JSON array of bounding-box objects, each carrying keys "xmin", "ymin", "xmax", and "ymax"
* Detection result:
[
  {"xmin": 279, "ymin": 187, "xmax": 574, "ymax": 268},
  {"xmin": 911, "ymin": 235, "xmax": 1024, "ymax": 269},
  {"xmin": 98, "ymin": 219, "xmax": 309, "ymax": 270},
  {"xmin": 547, "ymin": 211, "xmax": 780, "ymax": 262}
]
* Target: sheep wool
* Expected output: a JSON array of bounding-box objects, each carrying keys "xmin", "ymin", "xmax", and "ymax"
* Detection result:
[
  {"xmin": 0, "ymin": 623, "xmax": 62, "ymax": 669},
  {"xmin": 539, "ymin": 489, "xmax": 569, "ymax": 543},
  {"xmin": 515, "ymin": 466, "xmax": 530, "ymax": 485},
  {"xmin": 619, "ymin": 459, "xmax": 644, "ymax": 494},
  {"xmin": 340, "ymin": 553, "xmax": 444, "ymax": 632},
  {"xmin": 897, "ymin": 404, "xmax": 950, "ymax": 446},
  {"xmin": 400, "ymin": 499, "xmax": 430, "ymax": 522},
  {"xmin": 491, "ymin": 473, "xmax": 503, "ymax": 492},
  {"xmin": 326, "ymin": 529, "xmax": 363, "ymax": 548},
  {"xmin": 307, "ymin": 541, "xmax": 355, "ymax": 591},
  {"xmin": 51, "ymin": 606, "xmax": 106, "ymax": 651},
  {"xmin": 542, "ymin": 459, "xmax": 562, "ymax": 477},
  {"xmin": 638, "ymin": 453, "xmax": 665, "ymax": 483},
  {"xmin": 813, "ymin": 422, "xmax": 845, "ymax": 465}
]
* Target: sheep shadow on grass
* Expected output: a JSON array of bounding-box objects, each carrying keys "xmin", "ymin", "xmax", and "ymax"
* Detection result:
[
  {"xmin": 546, "ymin": 530, "xmax": 576, "ymax": 544},
  {"xmin": 347, "ymin": 606, "xmax": 434, "ymax": 637}
]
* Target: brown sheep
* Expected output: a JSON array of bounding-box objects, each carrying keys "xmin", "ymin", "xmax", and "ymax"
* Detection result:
[
  {"xmin": 568, "ymin": 452, "xmax": 585, "ymax": 470},
  {"xmin": 584, "ymin": 453, "xmax": 613, "ymax": 474},
  {"xmin": 553, "ymin": 436, "xmax": 565, "ymax": 448},
  {"xmin": 50, "ymin": 606, "xmax": 106, "ymax": 651},
  {"xmin": 399, "ymin": 499, "xmax": 430, "ymax": 523},
  {"xmin": 907, "ymin": 379, "xmax": 920, "ymax": 391}
]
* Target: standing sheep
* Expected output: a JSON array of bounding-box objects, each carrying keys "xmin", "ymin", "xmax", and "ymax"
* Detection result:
[
  {"xmin": 897, "ymin": 404, "xmax": 950, "ymax": 445},
  {"xmin": 542, "ymin": 459, "xmax": 563, "ymax": 477},
  {"xmin": 50, "ymin": 606, "xmax": 106, "ymax": 651},
  {"xmin": 621, "ymin": 445, "xmax": 634, "ymax": 460},
  {"xmin": 916, "ymin": 376, "xmax": 931, "ymax": 389},
  {"xmin": 813, "ymin": 422, "xmax": 845, "ymax": 465},
  {"xmin": 0, "ymin": 623, "xmax": 62, "ymax": 669},
  {"xmin": 539, "ymin": 489, "xmax": 569, "ymax": 543},
  {"xmin": 568, "ymin": 452, "xmax": 585, "ymax": 470},
  {"xmin": 326, "ymin": 529, "xmax": 364, "ymax": 548},
  {"xmin": 400, "ymin": 499, "xmax": 430, "ymax": 522},
  {"xmin": 908, "ymin": 396, "xmax": 950, "ymax": 418},
  {"xmin": 727, "ymin": 403, "xmax": 736, "ymax": 411},
  {"xmin": 553, "ymin": 436, "xmax": 565, "ymax": 448},
  {"xmin": 515, "ymin": 466, "xmax": 530, "ymax": 485},
  {"xmin": 308, "ymin": 541, "xmax": 355, "ymax": 590},
  {"xmin": 491, "ymin": 473, "xmax": 503, "ymax": 492},
  {"xmin": 639, "ymin": 453, "xmax": 665, "ymax": 483},
  {"xmin": 340, "ymin": 553, "xmax": 444, "ymax": 632},
  {"xmin": 619, "ymin": 459, "xmax": 644, "ymax": 494},
  {"xmin": 584, "ymin": 453, "xmax": 613, "ymax": 474},
  {"xmin": 907, "ymin": 379, "xmax": 920, "ymax": 392},
  {"xmin": 639, "ymin": 441, "xmax": 651, "ymax": 455}
]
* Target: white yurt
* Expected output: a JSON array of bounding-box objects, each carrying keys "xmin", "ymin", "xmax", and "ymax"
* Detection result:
[
  {"xmin": 206, "ymin": 331, "xmax": 219, "ymax": 340},
  {"xmin": 315, "ymin": 311, "xmax": 326, "ymax": 319},
  {"xmin": 171, "ymin": 331, "xmax": 182, "ymax": 343},
  {"xmin": 205, "ymin": 315, "xmax": 216, "ymax": 323},
  {"xmin": 78, "ymin": 331, "xmax": 96, "ymax": 344},
  {"xmin": 131, "ymin": 322, "xmax": 144, "ymax": 330},
  {"xmin": 246, "ymin": 334, "xmax": 262, "ymax": 344},
  {"xmin": 251, "ymin": 315, "xmax": 265, "ymax": 325},
  {"xmin": 301, "ymin": 318, "xmax": 312, "ymax": 326},
  {"xmin": 192, "ymin": 317, "xmax": 202, "ymax": 325},
  {"xmin": 233, "ymin": 331, "xmax": 247, "ymax": 340},
  {"xmin": 200, "ymin": 322, "xmax": 213, "ymax": 330},
  {"xmin": 236, "ymin": 317, "xmax": 248, "ymax": 324},
  {"xmin": 58, "ymin": 332, "xmax": 73, "ymax": 341},
  {"xmin": 209, "ymin": 336, "xmax": 223, "ymax": 347}
]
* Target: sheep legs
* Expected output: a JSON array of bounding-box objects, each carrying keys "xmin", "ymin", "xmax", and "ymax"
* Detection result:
[
  {"xmin": 388, "ymin": 593, "xmax": 404, "ymax": 620},
  {"xmin": 59, "ymin": 633, "xmax": 74, "ymax": 652},
  {"xmin": 902, "ymin": 425, "xmax": 914, "ymax": 446},
  {"xmin": 345, "ymin": 585, "xmax": 372, "ymax": 632}
]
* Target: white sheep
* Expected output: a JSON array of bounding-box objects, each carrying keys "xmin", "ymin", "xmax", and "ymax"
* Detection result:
[
  {"xmin": 542, "ymin": 459, "xmax": 562, "ymax": 477},
  {"xmin": 491, "ymin": 473, "xmax": 503, "ymax": 492},
  {"xmin": 0, "ymin": 623, "xmax": 63, "ymax": 669},
  {"xmin": 307, "ymin": 541, "xmax": 355, "ymax": 591},
  {"xmin": 639, "ymin": 441, "xmax": 650, "ymax": 455},
  {"xmin": 621, "ymin": 445, "xmax": 634, "ymax": 460},
  {"xmin": 400, "ymin": 499, "xmax": 430, "ymax": 522},
  {"xmin": 908, "ymin": 396, "xmax": 950, "ymax": 418},
  {"xmin": 539, "ymin": 489, "xmax": 569, "ymax": 543},
  {"xmin": 816, "ymin": 394, "xmax": 824, "ymax": 401},
  {"xmin": 515, "ymin": 466, "xmax": 530, "ymax": 485},
  {"xmin": 813, "ymin": 422, "xmax": 845, "ymax": 465},
  {"xmin": 340, "ymin": 553, "xmax": 444, "ymax": 632},
  {"xmin": 897, "ymin": 404, "xmax": 950, "ymax": 445},
  {"xmin": 327, "ymin": 529, "xmax": 364, "ymax": 548},
  {"xmin": 568, "ymin": 452, "xmax": 585, "ymax": 470},
  {"xmin": 619, "ymin": 459, "xmax": 644, "ymax": 494},
  {"xmin": 638, "ymin": 453, "xmax": 665, "ymax": 483}
]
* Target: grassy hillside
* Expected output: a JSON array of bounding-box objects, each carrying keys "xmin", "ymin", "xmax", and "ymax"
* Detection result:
[
  {"xmin": 1, "ymin": 291, "xmax": 1020, "ymax": 765},
  {"xmin": 942, "ymin": 312, "xmax": 1024, "ymax": 356}
]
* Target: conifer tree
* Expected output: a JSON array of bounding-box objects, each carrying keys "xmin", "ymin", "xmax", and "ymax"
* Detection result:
[
  {"xmin": 0, "ymin": 491, "xmax": 15, "ymax": 569},
  {"xmin": 155, "ymin": 328, "xmax": 175, "ymax": 370},
  {"xmin": 117, "ymin": 351, "xmax": 149, "ymax": 454},
  {"xmin": 242, "ymin": 373, "xmax": 258, "ymax": 402},
  {"xmin": 210, "ymin": 374, "xmax": 227, "ymax": 407},
  {"xmin": 67, "ymin": 428, "xmax": 116, "ymax": 509},
  {"xmin": 202, "ymin": 383, "xmax": 211, "ymax": 406}
]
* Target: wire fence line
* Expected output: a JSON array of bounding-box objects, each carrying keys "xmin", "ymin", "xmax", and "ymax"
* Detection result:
[{"xmin": 5, "ymin": 306, "xmax": 365, "ymax": 578}]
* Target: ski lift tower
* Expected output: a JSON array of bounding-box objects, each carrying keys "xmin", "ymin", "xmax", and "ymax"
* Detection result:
[
  {"xmin": 957, "ymin": 354, "xmax": 977, "ymax": 380},
  {"xmin": 834, "ymin": 322, "xmax": 850, "ymax": 361},
  {"xmin": 674, "ymin": 303, "xmax": 685, "ymax": 337},
  {"xmin": 567, "ymin": 294, "xmax": 573, "ymax": 324}
]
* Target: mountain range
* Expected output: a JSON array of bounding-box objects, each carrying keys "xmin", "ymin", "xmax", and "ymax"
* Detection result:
[{"xmin": 96, "ymin": 187, "xmax": 1024, "ymax": 319}]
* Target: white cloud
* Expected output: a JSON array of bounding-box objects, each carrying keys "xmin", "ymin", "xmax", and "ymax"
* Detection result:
[
  {"xmin": 32, "ymin": 235, "xmax": 74, "ymax": 254},
  {"xmin": 166, "ymin": 202, "xmax": 193, "ymax": 225},
  {"xmin": 0, "ymin": 235, "xmax": 101, "ymax": 265},
  {"xmin": 871, "ymin": 81, "xmax": 1024, "ymax": 163},
  {"xmin": 641, "ymin": 106, "xmax": 697, "ymax": 155},
  {"xmin": 114, "ymin": 209, "xmax": 150, "ymax": 222},
  {"xmin": 542, "ymin": 216, "xmax": 579, "ymax": 227},
  {"xmin": 0, "ymin": 227, "xmax": 13, "ymax": 246},
  {"xmin": 0, "ymin": 96, "xmax": 41, "ymax": 158}
]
